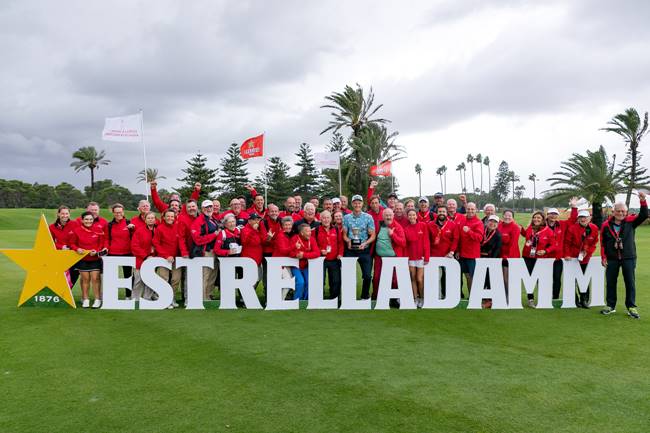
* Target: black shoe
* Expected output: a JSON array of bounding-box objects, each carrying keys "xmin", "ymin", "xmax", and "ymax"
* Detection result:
[{"xmin": 389, "ymin": 299, "xmax": 400, "ymax": 309}]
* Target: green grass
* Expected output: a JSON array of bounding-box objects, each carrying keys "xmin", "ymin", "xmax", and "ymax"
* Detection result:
[{"xmin": 1, "ymin": 209, "xmax": 649, "ymax": 433}]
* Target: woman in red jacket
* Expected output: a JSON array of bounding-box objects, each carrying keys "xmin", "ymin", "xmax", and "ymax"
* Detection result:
[
  {"xmin": 316, "ymin": 210, "xmax": 344, "ymax": 299},
  {"xmin": 241, "ymin": 213, "xmax": 266, "ymax": 286},
  {"xmin": 521, "ymin": 211, "xmax": 555, "ymax": 308},
  {"xmin": 372, "ymin": 208, "xmax": 407, "ymax": 302},
  {"xmin": 69, "ymin": 211, "xmax": 108, "ymax": 308},
  {"xmin": 49, "ymin": 205, "xmax": 79, "ymax": 290},
  {"xmin": 153, "ymin": 209, "xmax": 188, "ymax": 308},
  {"xmin": 564, "ymin": 210, "xmax": 599, "ymax": 308},
  {"xmin": 290, "ymin": 223, "xmax": 320, "ymax": 300},
  {"xmin": 404, "ymin": 209, "xmax": 430, "ymax": 308},
  {"xmin": 498, "ymin": 209, "xmax": 521, "ymax": 295},
  {"xmin": 107, "ymin": 203, "xmax": 135, "ymax": 299},
  {"xmin": 131, "ymin": 212, "xmax": 157, "ymax": 301}
]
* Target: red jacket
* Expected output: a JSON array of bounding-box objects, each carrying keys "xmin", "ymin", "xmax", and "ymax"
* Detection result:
[
  {"xmin": 448, "ymin": 212, "xmax": 466, "ymax": 225},
  {"xmin": 273, "ymin": 231, "xmax": 294, "ymax": 257},
  {"xmin": 107, "ymin": 218, "xmax": 133, "ymax": 255},
  {"xmin": 367, "ymin": 208, "xmax": 384, "ymax": 226},
  {"xmin": 428, "ymin": 219, "xmax": 458, "ymax": 257},
  {"xmin": 546, "ymin": 208, "xmax": 578, "ymax": 259},
  {"xmin": 262, "ymin": 216, "xmax": 282, "ymax": 254},
  {"xmin": 69, "ymin": 225, "xmax": 107, "ymax": 262},
  {"xmin": 279, "ymin": 210, "xmax": 302, "ymax": 222},
  {"xmin": 417, "ymin": 210, "xmax": 435, "ymax": 223},
  {"xmin": 395, "ymin": 215, "xmax": 409, "ymax": 229},
  {"xmin": 521, "ymin": 226, "xmax": 555, "ymax": 258},
  {"xmin": 241, "ymin": 223, "xmax": 266, "ymax": 265},
  {"xmin": 289, "ymin": 234, "xmax": 320, "ymax": 268},
  {"xmin": 153, "ymin": 221, "xmax": 188, "ymax": 259},
  {"xmin": 190, "ymin": 213, "xmax": 220, "ymax": 250},
  {"xmin": 214, "ymin": 228, "xmax": 242, "ymax": 257},
  {"xmin": 315, "ymin": 225, "xmax": 344, "ymax": 260},
  {"xmin": 177, "ymin": 212, "xmax": 198, "ymax": 255},
  {"xmin": 498, "ymin": 221, "xmax": 521, "ymax": 258},
  {"xmin": 374, "ymin": 220, "xmax": 407, "ymax": 257},
  {"xmin": 564, "ymin": 222, "xmax": 599, "ymax": 264},
  {"xmin": 131, "ymin": 214, "xmax": 149, "ymax": 232},
  {"xmin": 131, "ymin": 225, "xmax": 156, "ymax": 269},
  {"xmin": 457, "ymin": 216, "xmax": 483, "ymax": 259},
  {"xmin": 49, "ymin": 220, "xmax": 77, "ymax": 250},
  {"xmin": 151, "ymin": 186, "xmax": 200, "ymax": 214},
  {"xmin": 75, "ymin": 215, "xmax": 109, "ymax": 232},
  {"xmin": 403, "ymin": 222, "xmax": 430, "ymax": 262}
]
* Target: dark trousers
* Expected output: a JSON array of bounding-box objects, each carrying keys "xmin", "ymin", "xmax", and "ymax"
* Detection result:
[
  {"xmin": 324, "ymin": 259, "xmax": 342, "ymax": 299},
  {"xmin": 262, "ymin": 253, "xmax": 272, "ymax": 305},
  {"xmin": 606, "ymin": 258, "xmax": 637, "ymax": 309},
  {"xmin": 121, "ymin": 265, "xmax": 133, "ymax": 297},
  {"xmin": 344, "ymin": 247, "xmax": 372, "ymax": 299},
  {"xmin": 552, "ymin": 259, "xmax": 563, "ymax": 299},
  {"xmin": 575, "ymin": 263, "xmax": 590, "ymax": 305},
  {"xmin": 523, "ymin": 257, "xmax": 536, "ymax": 300},
  {"xmin": 69, "ymin": 267, "xmax": 80, "ymax": 289}
]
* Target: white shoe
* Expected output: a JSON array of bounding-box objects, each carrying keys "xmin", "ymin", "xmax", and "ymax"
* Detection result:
[
  {"xmin": 81, "ymin": 299, "xmax": 90, "ymax": 308},
  {"xmin": 166, "ymin": 304, "xmax": 174, "ymax": 309},
  {"xmin": 125, "ymin": 296, "xmax": 132, "ymax": 301},
  {"xmin": 92, "ymin": 299, "xmax": 102, "ymax": 309},
  {"xmin": 172, "ymin": 300, "xmax": 179, "ymax": 308}
]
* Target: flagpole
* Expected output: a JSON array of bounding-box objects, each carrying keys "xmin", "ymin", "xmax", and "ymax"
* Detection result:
[
  {"xmin": 139, "ymin": 108, "xmax": 149, "ymax": 201},
  {"xmin": 338, "ymin": 154, "xmax": 342, "ymax": 198}
]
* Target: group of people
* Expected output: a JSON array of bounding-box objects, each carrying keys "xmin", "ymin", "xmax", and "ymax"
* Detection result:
[{"xmin": 48, "ymin": 179, "xmax": 647, "ymax": 318}]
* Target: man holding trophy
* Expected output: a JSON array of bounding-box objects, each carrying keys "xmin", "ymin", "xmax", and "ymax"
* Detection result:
[{"xmin": 342, "ymin": 195, "xmax": 376, "ymax": 300}]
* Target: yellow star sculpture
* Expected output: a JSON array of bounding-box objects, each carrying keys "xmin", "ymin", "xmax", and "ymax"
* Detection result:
[{"xmin": 0, "ymin": 214, "xmax": 86, "ymax": 308}]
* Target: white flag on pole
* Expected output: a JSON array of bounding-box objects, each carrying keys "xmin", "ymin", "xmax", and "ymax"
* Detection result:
[
  {"xmin": 314, "ymin": 151, "xmax": 340, "ymax": 169},
  {"xmin": 102, "ymin": 113, "xmax": 143, "ymax": 142}
]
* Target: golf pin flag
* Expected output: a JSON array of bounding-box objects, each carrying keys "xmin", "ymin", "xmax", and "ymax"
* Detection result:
[
  {"xmin": 314, "ymin": 151, "xmax": 340, "ymax": 169},
  {"xmin": 370, "ymin": 160, "xmax": 392, "ymax": 177},
  {"xmin": 102, "ymin": 112, "xmax": 143, "ymax": 142},
  {"xmin": 240, "ymin": 134, "xmax": 264, "ymax": 159}
]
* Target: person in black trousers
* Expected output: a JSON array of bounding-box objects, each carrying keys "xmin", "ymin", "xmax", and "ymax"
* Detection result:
[{"xmin": 600, "ymin": 191, "xmax": 647, "ymax": 319}]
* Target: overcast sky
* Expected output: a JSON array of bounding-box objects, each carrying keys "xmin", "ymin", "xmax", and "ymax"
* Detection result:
[{"xmin": 2, "ymin": 0, "xmax": 649, "ymax": 203}]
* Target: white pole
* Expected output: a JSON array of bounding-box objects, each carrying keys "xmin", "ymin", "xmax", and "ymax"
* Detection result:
[
  {"xmin": 139, "ymin": 108, "xmax": 149, "ymax": 201},
  {"xmin": 338, "ymin": 154, "xmax": 342, "ymax": 198},
  {"xmin": 264, "ymin": 156, "xmax": 268, "ymax": 206}
]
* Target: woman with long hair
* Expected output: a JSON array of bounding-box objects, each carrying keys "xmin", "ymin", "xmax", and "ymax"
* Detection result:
[
  {"xmin": 69, "ymin": 211, "xmax": 108, "ymax": 308},
  {"xmin": 498, "ymin": 209, "xmax": 521, "ymax": 296},
  {"xmin": 316, "ymin": 210, "xmax": 344, "ymax": 299},
  {"xmin": 131, "ymin": 211, "xmax": 158, "ymax": 301},
  {"xmin": 403, "ymin": 209, "xmax": 430, "ymax": 308},
  {"xmin": 521, "ymin": 211, "xmax": 554, "ymax": 308},
  {"xmin": 49, "ymin": 205, "xmax": 79, "ymax": 289},
  {"xmin": 289, "ymin": 223, "xmax": 320, "ymax": 300}
]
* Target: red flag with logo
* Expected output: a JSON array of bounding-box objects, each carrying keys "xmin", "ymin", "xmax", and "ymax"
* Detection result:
[
  {"xmin": 240, "ymin": 134, "xmax": 264, "ymax": 159},
  {"xmin": 370, "ymin": 160, "xmax": 392, "ymax": 177}
]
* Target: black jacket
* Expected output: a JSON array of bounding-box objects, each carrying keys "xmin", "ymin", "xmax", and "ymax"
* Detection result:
[
  {"xmin": 600, "ymin": 202, "xmax": 648, "ymax": 260},
  {"xmin": 480, "ymin": 229, "xmax": 502, "ymax": 258}
]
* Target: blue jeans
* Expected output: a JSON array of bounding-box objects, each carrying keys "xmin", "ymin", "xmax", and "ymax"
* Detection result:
[{"xmin": 292, "ymin": 267, "xmax": 309, "ymax": 300}]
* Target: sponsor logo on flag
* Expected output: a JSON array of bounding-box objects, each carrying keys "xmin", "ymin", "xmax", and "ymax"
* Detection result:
[
  {"xmin": 370, "ymin": 160, "xmax": 392, "ymax": 177},
  {"xmin": 240, "ymin": 134, "xmax": 264, "ymax": 159}
]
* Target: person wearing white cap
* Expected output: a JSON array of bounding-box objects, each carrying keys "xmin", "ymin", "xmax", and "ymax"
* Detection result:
[
  {"xmin": 545, "ymin": 197, "xmax": 579, "ymax": 300},
  {"xmin": 479, "ymin": 215, "xmax": 502, "ymax": 308},
  {"xmin": 342, "ymin": 194, "xmax": 376, "ymax": 299},
  {"xmin": 417, "ymin": 197, "xmax": 434, "ymax": 223},
  {"xmin": 564, "ymin": 210, "xmax": 599, "ymax": 308},
  {"xmin": 190, "ymin": 200, "xmax": 220, "ymax": 300}
]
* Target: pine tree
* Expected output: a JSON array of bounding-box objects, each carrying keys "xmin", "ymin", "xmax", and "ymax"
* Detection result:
[
  {"xmin": 175, "ymin": 152, "xmax": 219, "ymax": 200},
  {"xmin": 254, "ymin": 156, "xmax": 294, "ymax": 206},
  {"xmin": 291, "ymin": 142, "xmax": 321, "ymax": 198},
  {"xmin": 493, "ymin": 161, "xmax": 511, "ymax": 205},
  {"xmin": 217, "ymin": 143, "xmax": 250, "ymax": 204}
]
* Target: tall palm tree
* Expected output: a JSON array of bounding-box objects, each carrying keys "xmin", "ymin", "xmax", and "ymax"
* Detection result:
[
  {"xmin": 137, "ymin": 168, "xmax": 166, "ymax": 183},
  {"xmin": 507, "ymin": 171, "xmax": 520, "ymax": 209},
  {"xmin": 70, "ymin": 146, "xmax": 110, "ymax": 192},
  {"xmin": 545, "ymin": 146, "xmax": 626, "ymax": 227},
  {"xmin": 601, "ymin": 108, "xmax": 649, "ymax": 206},
  {"xmin": 483, "ymin": 156, "xmax": 491, "ymax": 195},
  {"xmin": 460, "ymin": 162, "xmax": 467, "ymax": 192},
  {"xmin": 466, "ymin": 154, "xmax": 475, "ymax": 194},
  {"xmin": 475, "ymin": 153, "xmax": 483, "ymax": 194},
  {"xmin": 528, "ymin": 173, "xmax": 537, "ymax": 210},
  {"xmin": 456, "ymin": 164, "xmax": 464, "ymax": 193},
  {"xmin": 415, "ymin": 164, "xmax": 422, "ymax": 197},
  {"xmin": 320, "ymin": 84, "xmax": 388, "ymax": 137},
  {"xmin": 441, "ymin": 165, "xmax": 448, "ymax": 194},
  {"xmin": 436, "ymin": 166, "xmax": 444, "ymax": 193}
]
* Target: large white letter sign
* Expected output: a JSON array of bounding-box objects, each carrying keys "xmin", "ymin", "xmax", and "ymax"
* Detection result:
[
  {"xmin": 375, "ymin": 257, "xmax": 415, "ymax": 310},
  {"xmin": 561, "ymin": 258, "xmax": 605, "ymax": 308},
  {"xmin": 339, "ymin": 257, "xmax": 371, "ymax": 310},
  {"xmin": 467, "ymin": 258, "xmax": 508, "ymax": 309},
  {"xmin": 218, "ymin": 257, "xmax": 263, "ymax": 310},
  {"xmin": 101, "ymin": 256, "xmax": 135, "ymax": 310},
  {"xmin": 264, "ymin": 257, "xmax": 299, "ymax": 311},
  {"xmin": 507, "ymin": 258, "xmax": 554, "ymax": 309},
  {"xmin": 139, "ymin": 257, "xmax": 174, "ymax": 310},
  {"xmin": 422, "ymin": 258, "xmax": 461, "ymax": 309},
  {"xmin": 175, "ymin": 257, "xmax": 214, "ymax": 310},
  {"xmin": 307, "ymin": 257, "xmax": 338, "ymax": 310}
]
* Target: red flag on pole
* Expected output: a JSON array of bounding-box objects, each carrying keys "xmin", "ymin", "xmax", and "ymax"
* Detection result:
[
  {"xmin": 370, "ymin": 160, "xmax": 392, "ymax": 177},
  {"xmin": 240, "ymin": 134, "xmax": 264, "ymax": 159}
]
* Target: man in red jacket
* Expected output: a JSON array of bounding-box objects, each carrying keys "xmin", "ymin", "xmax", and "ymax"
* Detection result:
[
  {"xmin": 153, "ymin": 209, "xmax": 189, "ymax": 308},
  {"xmin": 428, "ymin": 206, "xmax": 458, "ymax": 298},
  {"xmin": 244, "ymin": 184, "xmax": 267, "ymax": 218},
  {"xmin": 446, "ymin": 199, "xmax": 466, "ymax": 224},
  {"xmin": 241, "ymin": 213, "xmax": 266, "ymax": 284},
  {"xmin": 394, "ymin": 202, "xmax": 408, "ymax": 228},
  {"xmin": 546, "ymin": 198, "xmax": 578, "ymax": 299},
  {"xmin": 150, "ymin": 181, "xmax": 201, "ymax": 214},
  {"xmin": 76, "ymin": 202, "xmax": 109, "ymax": 232},
  {"xmin": 191, "ymin": 200, "xmax": 220, "ymax": 300},
  {"xmin": 261, "ymin": 205, "xmax": 281, "ymax": 302},
  {"xmin": 457, "ymin": 202, "xmax": 483, "ymax": 297},
  {"xmin": 106, "ymin": 203, "xmax": 135, "ymax": 298},
  {"xmin": 564, "ymin": 209, "xmax": 599, "ymax": 308}
]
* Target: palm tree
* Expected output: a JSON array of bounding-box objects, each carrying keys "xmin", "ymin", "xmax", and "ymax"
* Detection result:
[
  {"xmin": 137, "ymin": 168, "xmax": 166, "ymax": 183},
  {"xmin": 483, "ymin": 156, "xmax": 491, "ymax": 195},
  {"xmin": 415, "ymin": 164, "xmax": 422, "ymax": 197},
  {"xmin": 320, "ymin": 84, "xmax": 388, "ymax": 137},
  {"xmin": 466, "ymin": 154, "xmax": 475, "ymax": 195},
  {"xmin": 528, "ymin": 173, "xmax": 537, "ymax": 210},
  {"xmin": 514, "ymin": 185, "xmax": 526, "ymax": 208},
  {"xmin": 456, "ymin": 164, "xmax": 464, "ymax": 193},
  {"xmin": 507, "ymin": 171, "xmax": 520, "ymax": 209},
  {"xmin": 441, "ymin": 165, "xmax": 448, "ymax": 194},
  {"xmin": 70, "ymin": 146, "xmax": 110, "ymax": 192},
  {"xmin": 601, "ymin": 108, "xmax": 649, "ymax": 206},
  {"xmin": 545, "ymin": 146, "xmax": 626, "ymax": 227},
  {"xmin": 475, "ymin": 153, "xmax": 483, "ymax": 194},
  {"xmin": 460, "ymin": 162, "xmax": 467, "ymax": 193}
]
